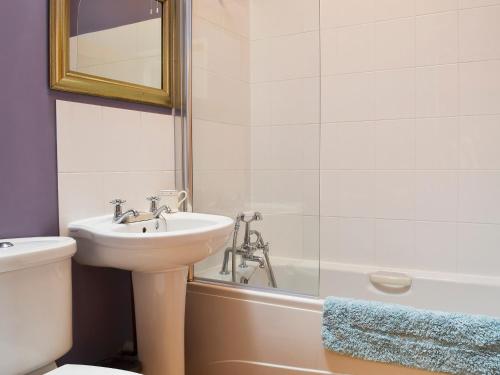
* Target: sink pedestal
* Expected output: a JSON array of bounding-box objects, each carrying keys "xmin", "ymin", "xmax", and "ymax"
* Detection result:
[{"xmin": 132, "ymin": 266, "xmax": 189, "ymax": 375}]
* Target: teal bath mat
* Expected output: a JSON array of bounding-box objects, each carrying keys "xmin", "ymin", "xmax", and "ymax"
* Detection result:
[{"xmin": 322, "ymin": 297, "xmax": 500, "ymax": 375}]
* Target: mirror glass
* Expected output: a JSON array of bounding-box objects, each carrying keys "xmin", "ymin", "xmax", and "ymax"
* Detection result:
[{"xmin": 69, "ymin": 0, "xmax": 163, "ymax": 89}]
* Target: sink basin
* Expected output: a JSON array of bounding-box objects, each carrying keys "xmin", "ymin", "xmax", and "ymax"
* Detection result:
[
  {"xmin": 68, "ymin": 212, "xmax": 233, "ymax": 375},
  {"xmin": 69, "ymin": 212, "xmax": 233, "ymax": 272}
]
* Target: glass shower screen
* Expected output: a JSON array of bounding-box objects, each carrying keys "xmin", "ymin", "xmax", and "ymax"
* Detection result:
[{"xmin": 191, "ymin": 0, "xmax": 321, "ymax": 295}]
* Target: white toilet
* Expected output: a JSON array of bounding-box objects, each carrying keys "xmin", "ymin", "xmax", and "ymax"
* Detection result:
[{"xmin": 0, "ymin": 237, "xmax": 140, "ymax": 375}]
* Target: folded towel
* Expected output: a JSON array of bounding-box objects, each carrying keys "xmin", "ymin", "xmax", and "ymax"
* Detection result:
[{"xmin": 322, "ymin": 297, "xmax": 500, "ymax": 375}]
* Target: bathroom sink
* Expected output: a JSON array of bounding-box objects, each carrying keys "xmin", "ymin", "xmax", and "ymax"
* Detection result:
[
  {"xmin": 68, "ymin": 212, "xmax": 233, "ymax": 272},
  {"xmin": 68, "ymin": 211, "xmax": 233, "ymax": 375}
]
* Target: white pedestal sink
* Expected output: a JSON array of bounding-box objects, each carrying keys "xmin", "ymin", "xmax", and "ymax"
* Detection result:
[{"xmin": 68, "ymin": 212, "xmax": 233, "ymax": 375}]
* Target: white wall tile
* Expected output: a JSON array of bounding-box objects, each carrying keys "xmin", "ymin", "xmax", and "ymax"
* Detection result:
[
  {"xmin": 321, "ymin": 171, "xmax": 376, "ymax": 218},
  {"xmin": 56, "ymin": 100, "xmax": 103, "ymax": 173},
  {"xmin": 302, "ymin": 216, "xmax": 320, "ymax": 260},
  {"xmin": 321, "ymin": 217, "xmax": 376, "ymax": 264},
  {"xmin": 56, "ymin": 101, "xmax": 174, "ymax": 173},
  {"xmin": 415, "ymin": 117, "xmax": 459, "ymax": 169},
  {"xmin": 458, "ymin": 223, "xmax": 500, "ymax": 276},
  {"xmin": 267, "ymin": 214, "xmax": 305, "ymax": 259},
  {"xmin": 194, "ymin": 119, "xmax": 250, "ymax": 171},
  {"xmin": 416, "ymin": 65, "xmax": 459, "ymax": 117},
  {"xmin": 320, "ymin": 0, "xmax": 375, "ymax": 28},
  {"xmin": 460, "ymin": 60, "xmax": 500, "ymax": 115},
  {"xmin": 250, "ymin": 0, "xmax": 319, "ymax": 39},
  {"xmin": 415, "ymin": 221, "xmax": 457, "ymax": 272},
  {"xmin": 250, "ymin": 38, "xmax": 273, "ymax": 83},
  {"xmin": 375, "ymin": 119, "xmax": 415, "ymax": 169},
  {"xmin": 194, "ymin": 0, "xmax": 250, "ymax": 37},
  {"xmin": 270, "ymin": 31, "xmax": 320, "ymax": 81},
  {"xmin": 271, "ymin": 78, "xmax": 320, "ymax": 125},
  {"xmin": 375, "ymin": 18, "xmax": 415, "ymax": 70},
  {"xmin": 459, "ymin": 115, "xmax": 500, "ymax": 169},
  {"xmin": 58, "ymin": 173, "xmax": 106, "ymax": 235},
  {"xmin": 415, "ymin": 172, "xmax": 458, "ymax": 221},
  {"xmin": 250, "ymin": 171, "xmax": 274, "ymax": 214},
  {"xmin": 250, "ymin": 126, "xmax": 272, "ymax": 170},
  {"xmin": 140, "ymin": 112, "xmax": 175, "ymax": 171},
  {"xmin": 251, "ymin": 83, "xmax": 272, "ymax": 125},
  {"xmin": 193, "ymin": 67, "xmax": 250, "ymax": 125},
  {"xmin": 322, "ymin": 72, "xmax": 375, "ymax": 122},
  {"xmin": 100, "ymin": 106, "xmax": 143, "ymax": 172},
  {"xmin": 250, "ymin": 125, "xmax": 321, "ymax": 170},
  {"xmin": 375, "ymin": 172, "xmax": 415, "ymax": 220},
  {"xmin": 270, "ymin": 125, "xmax": 320, "ymax": 170},
  {"xmin": 193, "ymin": 16, "xmax": 250, "ymax": 82},
  {"xmin": 416, "ymin": 0, "xmax": 458, "ymax": 15},
  {"xmin": 373, "ymin": 0, "xmax": 416, "ymax": 21},
  {"xmin": 321, "ymin": 24, "xmax": 375, "ymax": 75},
  {"xmin": 321, "ymin": 122, "xmax": 376, "ymax": 170},
  {"xmin": 416, "ymin": 12, "xmax": 458, "ymax": 66},
  {"xmin": 459, "ymin": 172, "xmax": 500, "ymax": 223},
  {"xmin": 375, "ymin": 219, "xmax": 415, "ymax": 268},
  {"xmin": 194, "ymin": 170, "xmax": 251, "ymax": 217},
  {"xmin": 459, "ymin": 0, "xmax": 500, "ymax": 8},
  {"xmin": 56, "ymin": 101, "xmax": 176, "ymax": 234},
  {"xmin": 375, "ymin": 68, "xmax": 415, "ymax": 119},
  {"xmin": 459, "ymin": 5, "xmax": 500, "ymax": 61},
  {"xmin": 271, "ymin": 171, "xmax": 320, "ymax": 216}
]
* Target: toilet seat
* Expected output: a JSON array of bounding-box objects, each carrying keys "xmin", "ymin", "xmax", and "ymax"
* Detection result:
[{"xmin": 46, "ymin": 364, "xmax": 140, "ymax": 375}]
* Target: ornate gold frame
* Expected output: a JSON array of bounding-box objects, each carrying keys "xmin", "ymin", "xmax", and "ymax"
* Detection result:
[{"xmin": 50, "ymin": 0, "xmax": 176, "ymax": 107}]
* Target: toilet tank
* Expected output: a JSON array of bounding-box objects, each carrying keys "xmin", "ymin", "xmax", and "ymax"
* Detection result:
[{"xmin": 0, "ymin": 237, "xmax": 76, "ymax": 375}]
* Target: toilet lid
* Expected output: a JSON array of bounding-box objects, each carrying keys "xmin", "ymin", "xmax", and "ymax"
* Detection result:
[{"xmin": 46, "ymin": 365, "xmax": 140, "ymax": 375}]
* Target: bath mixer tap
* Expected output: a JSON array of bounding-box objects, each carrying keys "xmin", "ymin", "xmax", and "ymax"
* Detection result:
[{"xmin": 220, "ymin": 211, "xmax": 277, "ymax": 288}]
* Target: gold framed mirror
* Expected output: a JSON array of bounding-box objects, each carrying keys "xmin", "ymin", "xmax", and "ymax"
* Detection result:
[{"xmin": 50, "ymin": 0, "xmax": 177, "ymax": 107}]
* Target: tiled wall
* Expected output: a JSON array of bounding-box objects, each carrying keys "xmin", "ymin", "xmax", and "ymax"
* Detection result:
[
  {"xmin": 319, "ymin": 0, "xmax": 500, "ymax": 276},
  {"xmin": 69, "ymin": 18, "xmax": 162, "ymax": 88},
  {"xmin": 249, "ymin": 1, "xmax": 320, "ymax": 260},
  {"xmin": 191, "ymin": 0, "xmax": 251, "ymax": 269},
  {"xmin": 56, "ymin": 100, "xmax": 175, "ymax": 235},
  {"xmin": 193, "ymin": 0, "xmax": 500, "ymax": 277}
]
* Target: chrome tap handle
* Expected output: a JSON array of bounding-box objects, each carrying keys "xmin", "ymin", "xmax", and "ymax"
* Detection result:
[
  {"xmin": 147, "ymin": 196, "xmax": 161, "ymax": 212},
  {"xmin": 238, "ymin": 211, "xmax": 263, "ymax": 223},
  {"xmin": 110, "ymin": 199, "xmax": 126, "ymax": 220}
]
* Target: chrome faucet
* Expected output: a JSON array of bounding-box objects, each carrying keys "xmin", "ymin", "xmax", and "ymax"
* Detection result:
[
  {"xmin": 147, "ymin": 196, "xmax": 172, "ymax": 218},
  {"xmin": 220, "ymin": 211, "xmax": 277, "ymax": 288},
  {"xmin": 110, "ymin": 199, "xmax": 139, "ymax": 224}
]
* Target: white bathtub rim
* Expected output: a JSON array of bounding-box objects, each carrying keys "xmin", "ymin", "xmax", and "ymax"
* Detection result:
[
  {"xmin": 198, "ymin": 256, "xmax": 500, "ymax": 289},
  {"xmin": 319, "ymin": 260, "xmax": 500, "ymax": 288}
]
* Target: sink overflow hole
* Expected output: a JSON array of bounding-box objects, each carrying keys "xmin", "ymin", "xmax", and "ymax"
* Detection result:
[{"xmin": 142, "ymin": 227, "xmax": 147, "ymax": 233}]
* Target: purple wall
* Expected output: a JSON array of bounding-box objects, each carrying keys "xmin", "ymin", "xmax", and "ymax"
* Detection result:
[
  {"xmin": 0, "ymin": 0, "xmax": 170, "ymax": 365},
  {"xmin": 71, "ymin": 0, "xmax": 162, "ymax": 36}
]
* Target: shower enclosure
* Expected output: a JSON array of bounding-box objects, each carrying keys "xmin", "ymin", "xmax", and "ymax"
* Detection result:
[{"xmin": 190, "ymin": 0, "xmax": 321, "ymax": 295}]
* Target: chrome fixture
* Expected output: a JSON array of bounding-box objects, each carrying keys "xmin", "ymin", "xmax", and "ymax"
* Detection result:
[
  {"xmin": 0, "ymin": 242, "xmax": 14, "ymax": 249},
  {"xmin": 147, "ymin": 195, "xmax": 173, "ymax": 218},
  {"xmin": 110, "ymin": 199, "xmax": 139, "ymax": 224},
  {"xmin": 220, "ymin": 211, "xmax": 277, "ymax": 288}
]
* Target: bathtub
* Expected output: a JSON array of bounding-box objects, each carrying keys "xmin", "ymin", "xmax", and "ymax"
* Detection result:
[{"xmin": 186, "ymin": 259, "xmax": 500, "ymax": 375}]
